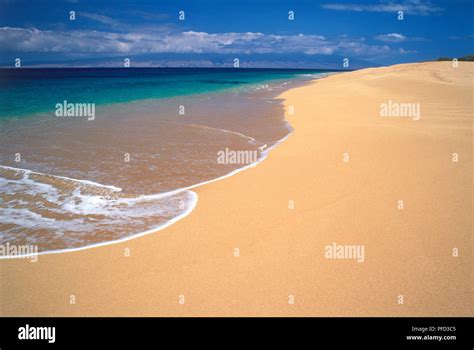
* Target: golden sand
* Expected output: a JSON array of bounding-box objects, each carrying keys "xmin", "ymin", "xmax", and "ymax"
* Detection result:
[{"xmin": 1, "ymin": 62, "xmax": 472, "ymax": 316}]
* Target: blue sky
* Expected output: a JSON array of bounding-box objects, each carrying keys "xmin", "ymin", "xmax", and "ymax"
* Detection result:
[{"xmin": 0, "ymin": 0, "xmax": 472, "ymax": 68}]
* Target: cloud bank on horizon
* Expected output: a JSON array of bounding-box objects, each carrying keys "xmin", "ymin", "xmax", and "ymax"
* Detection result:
[{"xmin": 0, "ymin": 0, "xmax": 472, "ymax": 68}]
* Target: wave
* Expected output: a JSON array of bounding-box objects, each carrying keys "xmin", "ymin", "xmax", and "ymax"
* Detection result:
[
  {"xmin": 296, "ymin": 73, "xmax": 328, "ymax": 78},
  {"xmin": 186, "ymin": 124, "xmax": 259, "ymax": 145},
  {"xmin": 0, "ymin": 118, "xmax": 293, "ymax": 258},
  {"xmin": 0, "ymin": 165, "xmax": 196, "ymax": 257}
]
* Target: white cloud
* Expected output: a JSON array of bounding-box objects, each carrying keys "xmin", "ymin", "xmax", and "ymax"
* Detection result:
[
  {"xmin": 375, "ymin": 33, "xmax": 407, "ymax": 42},
  {"xmin": 398, "ymin": 47, "xmax": 417, "ymax": 54},
  {"xmin": 322, "ymin": 1, "xmax": 443, "ymax": 16},
  {"xmin": 79, "ymin": 12, "xmax": 119, "ymax": 26},
  {"xmin": 0, "ymin": 26, "xmax": 394, "ymax": 58},
  {"xmin": 336, "ymin": 40, "xmax": 390, "ymax": 56}
]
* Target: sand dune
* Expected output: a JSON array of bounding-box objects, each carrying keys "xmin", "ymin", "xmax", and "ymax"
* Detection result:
[{"xmin": 1, "ymin": 61, "xmax": 472, "ymax": 316}]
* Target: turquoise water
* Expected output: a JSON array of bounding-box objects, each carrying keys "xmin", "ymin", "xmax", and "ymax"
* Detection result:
[{"xmin": 0, "ymin": 68, "xmax": 332, "ymax": 118}]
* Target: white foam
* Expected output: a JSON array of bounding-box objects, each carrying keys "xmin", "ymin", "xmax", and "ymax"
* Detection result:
[
  {"xmin": 297, "ymin": 73, "xmax": 329, "ymax": 78},
  {"xmin": 0, "ymin": 165, "xmax": 122, "ymax": 192},
  {"xmin": 0, "ymin": 164, "xmax": 198, "ymax": 255},
  {"xmin": 0, "ymin": 122, "xmax": 292, "ymax": 259},
  {"xmin": 0, "ymin": 191, "xmax": 198, "ymax": 259},
  {"xmin": 186, "ymin": 124, "xmax": 258, "ymax": 145}
]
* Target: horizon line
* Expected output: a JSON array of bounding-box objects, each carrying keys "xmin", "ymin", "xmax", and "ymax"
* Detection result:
[{"xmin": 0, "ymin": 66, "xmax": 354, "ymax": 71}]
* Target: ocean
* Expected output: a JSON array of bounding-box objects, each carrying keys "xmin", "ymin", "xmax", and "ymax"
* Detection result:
[{"xmin": 0, "ymin": 68, "xmax": 333, "ymax": 255}]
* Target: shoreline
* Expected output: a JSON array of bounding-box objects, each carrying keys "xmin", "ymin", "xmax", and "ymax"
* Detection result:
[
  {"xmin": 1, "ymin": 62, "xmax": 471, "ymax": 316},
  {"xmin": 0, "ymin": 75, "xmax": 306, "ymax": 258},
  {"xmin": 0, "ymin": 118, "xmax": 293, "ymax": 259}
]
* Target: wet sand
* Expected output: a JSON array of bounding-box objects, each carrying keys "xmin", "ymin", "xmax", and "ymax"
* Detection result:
[
  {"xmin": 0, "ymin": 84, "xmax": 292, "ymax": 253},
  {"xmin": 1, "ymin": 62, "xmax": 472, "ymax": 316}
]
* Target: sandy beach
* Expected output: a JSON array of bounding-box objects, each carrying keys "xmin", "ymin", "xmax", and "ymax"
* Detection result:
[{"xmin": 1, "ymin": 61, "xmax": 472, "ymax": 316}]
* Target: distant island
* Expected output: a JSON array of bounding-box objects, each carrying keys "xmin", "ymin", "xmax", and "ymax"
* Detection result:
[{"xmin": 437, "ymin": 54, "xmax": 474, "ymax": 62}]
